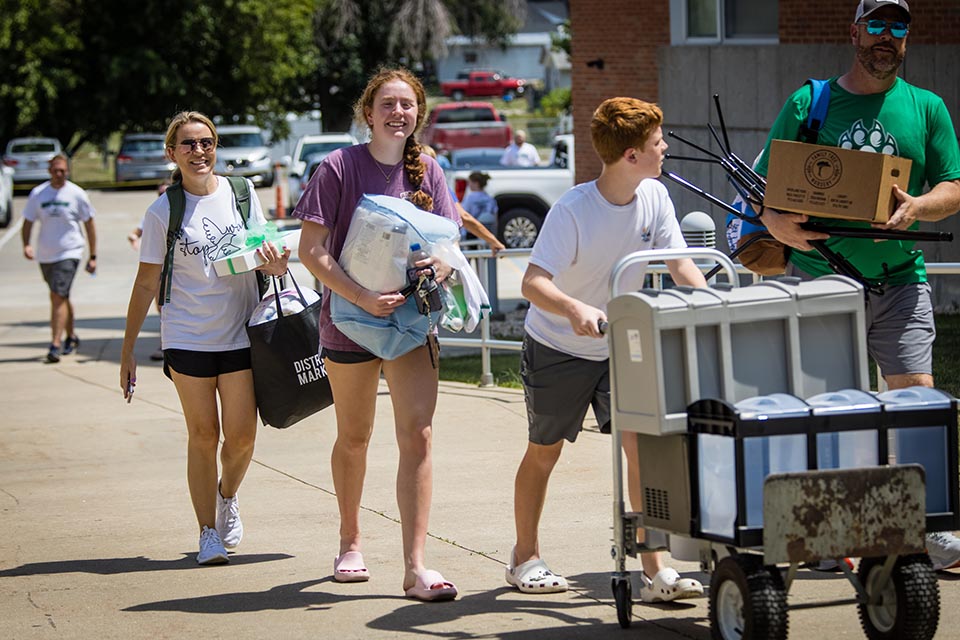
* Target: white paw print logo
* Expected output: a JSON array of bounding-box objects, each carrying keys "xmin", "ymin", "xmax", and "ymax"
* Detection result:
[{"xmin": 838, "ymin": 119, "xmax": 899, "ymax": 155}]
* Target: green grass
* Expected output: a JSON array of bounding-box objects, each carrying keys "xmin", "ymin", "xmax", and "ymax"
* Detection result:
[
  {"xmin": 934, "ymin": 314, "xmax": 960, "ymax": 398},
  {"xmin": 439, "ymin": 353, "xmax": 523, "ymax": 388},
  {"xmin": 440, "ymin": 314, "xmax": 960, "ymax": 397}
]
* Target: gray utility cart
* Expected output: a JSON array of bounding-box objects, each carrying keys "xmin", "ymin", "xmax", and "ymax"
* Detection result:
[{"xmin": 605, "ymin": 249, "xmax": 959, "ymax": 640}]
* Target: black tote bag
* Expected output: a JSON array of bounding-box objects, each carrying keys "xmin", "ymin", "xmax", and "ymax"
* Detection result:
[{"xmin": 246, "ymin": 273, "xmax": 333, "ymax": 428}]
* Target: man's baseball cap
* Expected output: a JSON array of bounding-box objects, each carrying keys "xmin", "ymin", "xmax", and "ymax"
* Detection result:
[{"xmin": 855, "ymin": 0, "xmax": 911, "ymax": 24}]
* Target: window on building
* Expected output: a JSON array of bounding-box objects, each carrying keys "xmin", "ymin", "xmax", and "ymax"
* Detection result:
[
  {"xmin": 464, "ymin": 51, "xmax": 478, "ymax": 64},
  {"xmin": 674, "ymin": 0, "xmax": 778, "ymax": 43}
]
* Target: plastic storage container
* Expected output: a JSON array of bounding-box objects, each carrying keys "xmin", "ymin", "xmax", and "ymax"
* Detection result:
[
  {"xmin": 688, "ymin": 394, "xmax": 811, "ymax": 545},
  {"xmin": 607, "ymin": 276, "xmax": 868, "ymax": 437},
  {"xmin": 806, "ymin": 388, "xmax": 882, "ymax": 470},
  {"xmin": 879, "ymin": 387, "xmax": 957, "ymax": 520}
]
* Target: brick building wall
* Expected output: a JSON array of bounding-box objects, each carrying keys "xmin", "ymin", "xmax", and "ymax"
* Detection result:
[
  {"xmin": 780, "ymin": 0, "xmax": 960, "ymax": 44},
  {"xmin": 569, "ymin": 0, "xmax": 670, "ymax": 182},
  {"xmin": 571, "ymin": 0, "xmax": 960, "ymax": 182}
]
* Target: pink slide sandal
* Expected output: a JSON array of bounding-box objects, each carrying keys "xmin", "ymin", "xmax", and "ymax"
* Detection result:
[
  {"xmin": 404, "ymin": 569, "xmax": 458, "ymax": 602},
  {"xmin": 333, "ymin": 551, "xmax": 370, "ymax": 583}
]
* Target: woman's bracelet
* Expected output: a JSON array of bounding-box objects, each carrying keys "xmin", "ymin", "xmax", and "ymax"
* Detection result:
[{"xmin": 354, "ymin": 288, "xmax": 363, "ymax": 304}]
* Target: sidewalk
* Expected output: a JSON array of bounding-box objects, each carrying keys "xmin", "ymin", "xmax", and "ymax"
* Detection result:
[{"xmin": 1, "ymin": 189, "xmax": 956, "ymax": 639}]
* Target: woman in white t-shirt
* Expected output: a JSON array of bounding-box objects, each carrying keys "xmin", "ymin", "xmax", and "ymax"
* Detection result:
[{"xmin": 119, "ymin": 111, "xmax": 289, "ymax": 565}]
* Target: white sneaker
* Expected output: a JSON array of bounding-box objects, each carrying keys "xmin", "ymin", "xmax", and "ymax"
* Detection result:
[
  {"xmin": 197, "ymin": 526, "xmax": 229, "ymax": 565},
  {"xmin": 639, "ymin": 567, "xmax": 704, "ymax": 603},
  {"xmin": 927, "ymin": 531, "xmax": 960, "ymax": 571},
  {"xmin": 216, "ymin": 487, "xmax": 243, "ymax": 550}
]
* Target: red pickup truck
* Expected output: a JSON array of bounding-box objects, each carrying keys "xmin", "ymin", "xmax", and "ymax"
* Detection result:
[
  {"xmin": 440, "ymin": 71, "xmax": 526, "ymax": 101},
  {"xmin": 421, "ymin": 102, "xmax": 512, "ymax": 153}
]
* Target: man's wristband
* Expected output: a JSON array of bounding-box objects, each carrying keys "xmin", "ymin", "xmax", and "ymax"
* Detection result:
[{"xmin": 89, "ymin": 255, "xmax": 97, "ymax": 260}]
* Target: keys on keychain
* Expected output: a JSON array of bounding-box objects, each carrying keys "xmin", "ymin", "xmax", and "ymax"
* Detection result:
[{"xmin": 413, "ymin": 272, "xmax": 443, "ymax": 315}]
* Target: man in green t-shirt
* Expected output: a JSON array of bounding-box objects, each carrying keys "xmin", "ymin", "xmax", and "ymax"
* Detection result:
[{"xmin": 755, "ymin": 0, "xmax": 960, "ymax": 572}]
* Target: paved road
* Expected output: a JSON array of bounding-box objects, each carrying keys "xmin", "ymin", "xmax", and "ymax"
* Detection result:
[{"xmin": 1, "ymin": 188, "xmax": 957, "ymax": 639}]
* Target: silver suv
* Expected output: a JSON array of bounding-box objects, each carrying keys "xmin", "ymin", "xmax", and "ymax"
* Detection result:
[
  {"xmin": 215, "ymin": 125, "xmax": 274, "ymax": 186},
  {"xmin": 2, "ymin": 137, "xmax": 63, "ymax": 184},
  {"xmin": 115, "ymin": 133, "xmax": 175, "ymax": 183}
]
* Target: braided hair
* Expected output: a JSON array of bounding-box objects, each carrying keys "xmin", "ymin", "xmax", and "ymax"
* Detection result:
[{"xmin": 354, "ymin": 67, "xmax": 433, "ymax": 212}]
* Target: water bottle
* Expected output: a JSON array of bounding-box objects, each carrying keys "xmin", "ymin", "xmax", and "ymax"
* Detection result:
[
  {"xmin": 407, "ymin": 242, "xmax": 430, "ymax": 284},
  {"xmin": 407, "ymin": 243, "xmax": 441, "ymax": 314}
]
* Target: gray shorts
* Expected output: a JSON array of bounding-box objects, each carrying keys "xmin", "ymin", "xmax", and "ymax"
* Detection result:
[
  {"xmin": 785, "ymin": 264, "xmax": 934, "ymax": 377},
  {"xmin": 865, "ymin": 281, "xmax": 934, "ymax": 377},
  {"xmin": 40, "ymin": 259, "xmax": 80, "ymax": 298},
  {"xmin": 521, "ymin": 334, "xmax": 610, "ymax": 445}
]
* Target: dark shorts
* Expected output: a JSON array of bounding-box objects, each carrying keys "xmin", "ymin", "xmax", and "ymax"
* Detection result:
[
  {"xmin": 163, "ymin": 348, "xmax": 251, "ymax": 380},
  {"xmin": 40, "ymin": 259, "xmax": 79, "ymax": 298},
  {"xmin": 521, "ymin": 333, "xmax": 610, "ymax": 445},
  {"xmin": 321, "ymin": 347, "xmax": 379, "ymax": 364}
]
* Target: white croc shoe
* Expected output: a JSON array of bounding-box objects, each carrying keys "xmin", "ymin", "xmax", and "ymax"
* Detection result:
[
  {"xmin": 639, "ymin": 567, "xmax": 703, "ymax": 603},
  {"xmin": 505, "ymin": 548, "xmax": 568, "ymax": 593}
]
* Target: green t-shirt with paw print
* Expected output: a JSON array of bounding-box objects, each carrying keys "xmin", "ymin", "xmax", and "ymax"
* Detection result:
[{"xmin": 756, "ymin": 77, "xmax": 960, "ymax": 284}]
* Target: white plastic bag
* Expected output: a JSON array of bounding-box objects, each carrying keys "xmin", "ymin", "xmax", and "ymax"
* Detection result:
[
  {"xmin": 430, "ymin": 238, "xmax": 490, "ymax": 332},
  {"xmin": 339, "ymin": 194, "xmax": 460, "ymax": 293},
  {"xmin": 249, "ymin": 287, "xmax": 321, "ymax": 326}
]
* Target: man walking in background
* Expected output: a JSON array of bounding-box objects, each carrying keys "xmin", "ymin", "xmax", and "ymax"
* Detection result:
[{"xmin": 21, "ymin": 155, "xmax": 97, "ymax": 363}]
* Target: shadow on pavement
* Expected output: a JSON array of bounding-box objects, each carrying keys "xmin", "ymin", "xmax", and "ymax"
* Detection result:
[{"xmin": 0, "ymin": 553, "xmax": 293, "ymax": 577}]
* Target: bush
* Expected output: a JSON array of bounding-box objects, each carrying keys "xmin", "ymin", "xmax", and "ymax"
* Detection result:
[{"xmin": 537, "ymin": 88, "xmax": 571, "ymax": 118}]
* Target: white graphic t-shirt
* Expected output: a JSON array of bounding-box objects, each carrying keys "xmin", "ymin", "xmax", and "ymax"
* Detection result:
[
  {"xmin": 140, "ymin": 176, "xmax": 265, "ymax": 351},
  {"xmin": 21, "ymin": 180, "xmax": 95, "ymax": 263}
]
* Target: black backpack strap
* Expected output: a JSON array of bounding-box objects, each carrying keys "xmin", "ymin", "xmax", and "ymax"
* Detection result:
[
  {"xmin": 225, "ymin": 175, "xmax": 251, "ymax": 223},
  {"xmin": 159, "ymin": 182, "xmax": 185, "ymax": 306},
  {"xmin": 798, "ymin": 78, "xmax": 831, "ymax": 144}
]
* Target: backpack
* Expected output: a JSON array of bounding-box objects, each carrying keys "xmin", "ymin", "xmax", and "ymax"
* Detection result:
[
  {"xmin": 727, "ymin": 78, "xmax": 831, "ymax": 275},
  {"xmin": 159, "ymin": 175, "xmax": 267, "ymax": 305}
]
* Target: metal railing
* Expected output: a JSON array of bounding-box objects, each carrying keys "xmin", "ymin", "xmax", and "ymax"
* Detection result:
[{"xmin": 441, "ymin": 248, "xmax": 960, "ymax": 387}]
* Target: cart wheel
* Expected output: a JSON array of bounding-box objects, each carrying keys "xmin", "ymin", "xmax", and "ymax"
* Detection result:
[
  {"xmin": 709, "ymin": 555, "xmax": 787, "ymax": 640},
  {"xmin": 611, "ymin": 575, "xmax": 632, "ymax": 629},
  {"xmin": 857, "ymin": 554, "xmax": 939, "ymax": 640}
]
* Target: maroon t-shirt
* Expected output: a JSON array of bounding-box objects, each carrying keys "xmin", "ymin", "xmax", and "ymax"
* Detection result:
[{"xmin": 292, "ymin": 144, "xmax": 460, "ymax": 351}]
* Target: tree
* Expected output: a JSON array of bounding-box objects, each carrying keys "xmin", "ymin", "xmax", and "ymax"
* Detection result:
[
  {"xmin": 309, "ymin": 0, "xmax": 526, "ymax": 131},
  {"xmin": 0, "ymin": 0, "xmax": 318, "ymax": 153}
]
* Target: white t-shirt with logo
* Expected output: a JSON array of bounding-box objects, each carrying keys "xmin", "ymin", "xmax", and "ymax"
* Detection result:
[
  {"xmin": 21, "ymin": 181, "xmax": 95, "ymax": 263},
  {"xmin": 525, "ymin": 179, "xmax": 686, "ymax": 361},
  {"xmin": 140, "ymin": 176, "xmax": 266, "ymax": 352}
]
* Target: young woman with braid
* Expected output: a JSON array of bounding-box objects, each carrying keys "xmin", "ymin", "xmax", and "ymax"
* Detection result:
[{"xmin": 293, "ymin": 67, "xmax": 461, "ymax": 601}]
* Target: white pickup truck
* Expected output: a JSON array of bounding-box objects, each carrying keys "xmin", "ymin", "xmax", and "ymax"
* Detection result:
[{"xmin": 448, "ymin": 135, "xmax": 574, "ymax": 248}]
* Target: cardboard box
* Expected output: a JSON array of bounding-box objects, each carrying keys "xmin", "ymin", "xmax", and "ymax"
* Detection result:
[
  {"xmin": 764, "ymin": 140, "xmax": 911, "ymax": 223},
  {"xmin": 213, "ymin": 229, "xmax": 300, "ymax": 277}
]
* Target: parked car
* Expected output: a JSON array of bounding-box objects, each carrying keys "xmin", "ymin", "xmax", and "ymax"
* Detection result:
[
  {"xmin": 284, "ymin": 132, "xmax": 358, "ymax": 207},
  {"xmin": 421, "ymin": 102, "xmax": 511, "ymax": 154},
  {"xmin": 215, "ymin": 125, "xmax": 274, "ymax": 187},
  {"xmin": 447, "ymin": 147, "xmax": 506, "ymax": 170},
  {"xmin": 450, "ymin": 135, "xmax": 575, "ymax": 249},
  {"xmin": 2, "ymin": 137, "xmax": 63, "ymax": 184},
  {"xmin": 440, "ymin": 70, "xmax": 526, "ymax": 102},
  {"xmin": 0, "ymin": 165, "xmax": 13, "ymax": 228},
  {"xmin": 115, "ymin": 133, "xmax": 175, "ymax": 183}
]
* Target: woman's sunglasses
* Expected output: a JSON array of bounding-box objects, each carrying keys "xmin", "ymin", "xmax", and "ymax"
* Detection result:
[
  {"xmin": 857, "ymin": 19, "xmax": 909, "ymax": 39},
  {"xmin": 174, "ymin": 137, "xmax": 216, "ymax": 152}
]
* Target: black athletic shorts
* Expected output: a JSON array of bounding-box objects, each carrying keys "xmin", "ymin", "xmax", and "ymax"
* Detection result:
[{"xmin": 163, "ymin": 348, "xmax": 251, "ymax": 379}]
